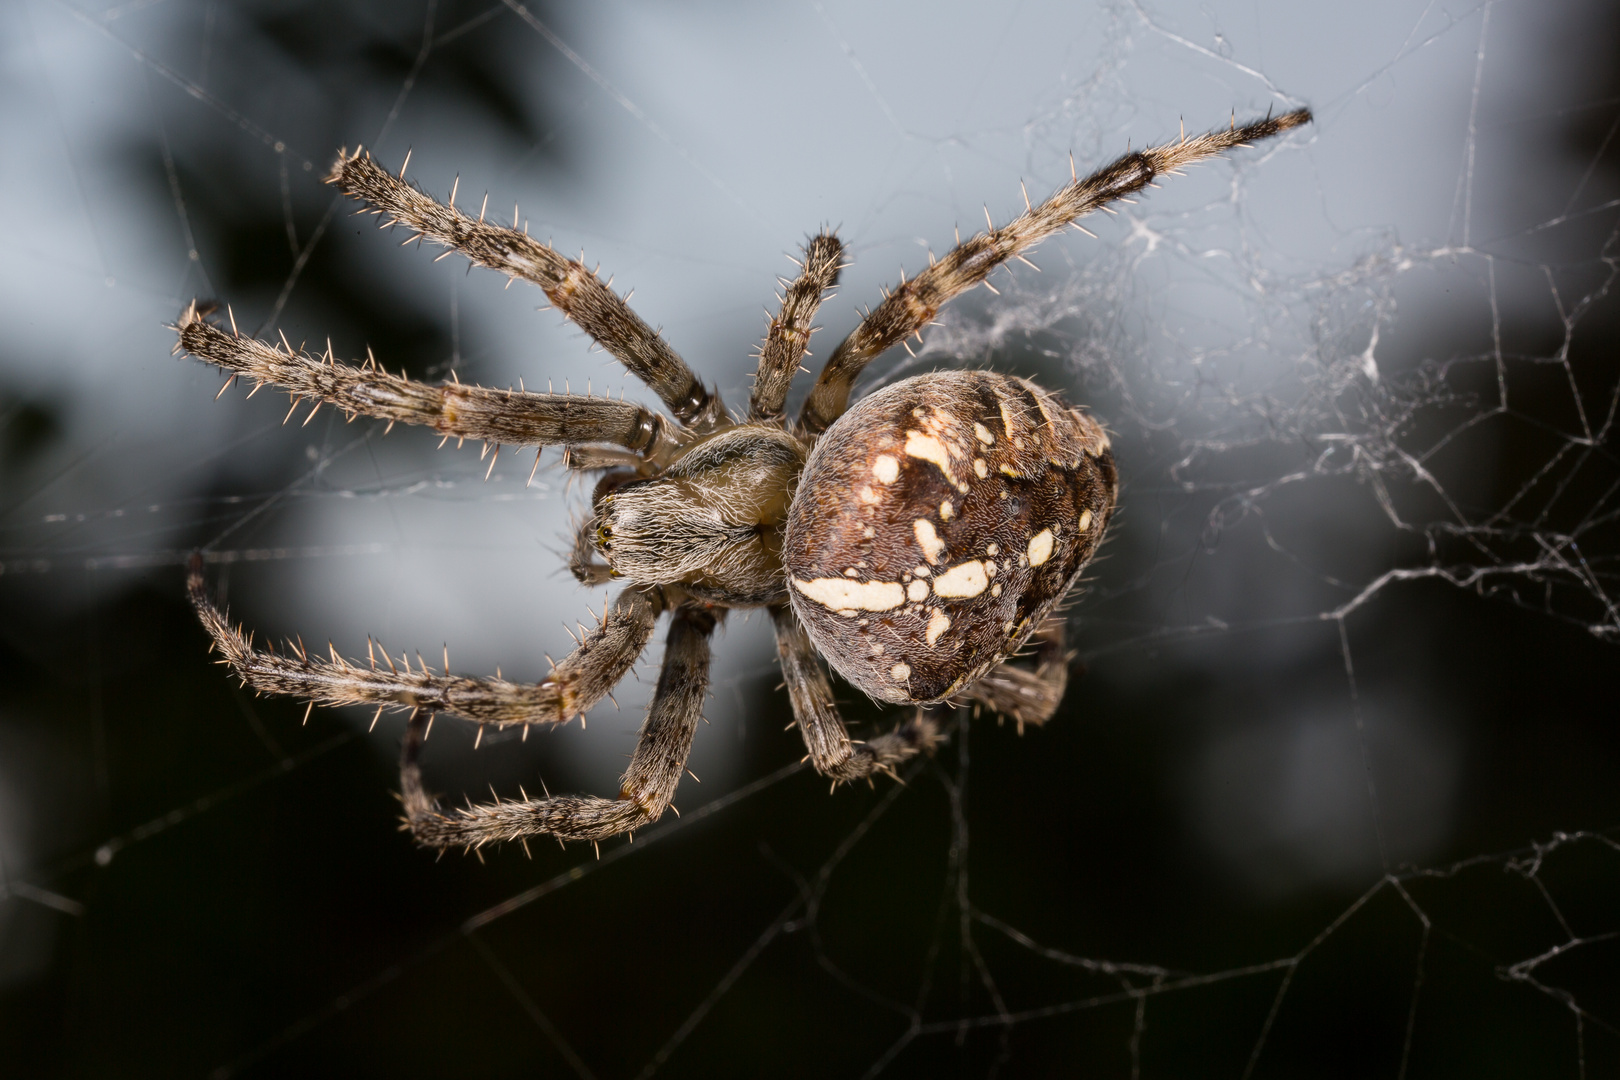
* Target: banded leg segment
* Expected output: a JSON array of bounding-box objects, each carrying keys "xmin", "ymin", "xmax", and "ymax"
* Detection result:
[
  {"xmin": 330, "ymin": 150, "xmax": 724, "ymax": 430},
  {"xmin": 797, "ymin": 109, "xmax": 1312, "ymax": 434},
  {"xmin": 960, "ymin": 615, "xmax": 1070, "ymax": 733},
  {"xmin": 401, "ymin": 604, "xmax": 717, "ymax": 848},
  {"xmin": 750, "ymin": 233, "xmax": 843, "ymax": 423},
  {"xmin": 188, "ymin": 554, "xmax": 662, "ymax": 728},
  {"xmin": 176, "ymin": 305, "xmax": 684, "ymax": 461},
  {"xmin": 772, "ymin": 606, "xmax": 942, "ymax": 783}
]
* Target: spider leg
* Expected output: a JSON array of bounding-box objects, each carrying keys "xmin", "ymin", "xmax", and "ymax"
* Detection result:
[
  {"xmin": 560, "ymin": 444, "xmax": 650, "ymax": 474},
  {"xmin": 400, "ymin": 603, "xmax": 717, "ymax": 848},
  {"xmin": 328, "ymin": 150, "xmax": 725, "ymax": 431},
  {"xmin": 187, "ymin": 554, "xmax": 661, "ymax": 730},
  {"xmin": 750, "ymin": 232, "xmax": 842, "ymax": 423},
  {"xmin": 175, "ymin": 306, "xmax": 686, "ymax": 463},
  {"xmin": 796, "ymin": 108, "xmax": 1312, "ymax": 434},
  {"xmin": 771, "ymin": 606, "xmax": 943, "ymax": 783},
  {"xmin": 959, "ymin": 615, "xmax": 1070, "ymax": 734}
]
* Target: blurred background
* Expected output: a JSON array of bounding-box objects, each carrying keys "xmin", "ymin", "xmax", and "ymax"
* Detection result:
[{"xmin": 1, "ymin": 0, "xmax": 1616, "ymax": 1075}]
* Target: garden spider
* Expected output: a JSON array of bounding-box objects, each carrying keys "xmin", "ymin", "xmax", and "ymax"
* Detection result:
[{"xmin": 176, "ymin": 108, "xmax": 1310, "ymax": 852}]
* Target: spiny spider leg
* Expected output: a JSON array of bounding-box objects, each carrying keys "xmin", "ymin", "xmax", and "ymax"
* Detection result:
[
  {"xmin": 959, "ymin": 616, "xmax": 1070, "ymax": 734},
  {"xmin": 330, "ymin": 150, "xmax": 726, "ymax": 431},
  {"xmin": 188, "ymin": 554, "xmax": 662, "ymax": 729},
  {"xmin": 750, "ymin": 232, "xmax": 843, "ymax": 423},
  {"xmin": 401, "ymin": 604, "xmax": 717, "ymax": 848},
  {"xmin": 560, "ymin": 445, "xmax": 649, "ymax": 473},
  {"xmin": 771, "ymin": 606, "xmax": 943, "ymax": 783},
  {"xmin": 176, "ymin": 305, "xmax": 685, "ymax": 462},
  {"xmin": 797, "ymin": 108, "xmax": 1312, "ymax": 434}
]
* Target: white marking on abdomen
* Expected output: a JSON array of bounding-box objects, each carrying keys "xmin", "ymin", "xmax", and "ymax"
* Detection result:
[
  {"xmin": 1027, "ymin": 528, "xmax": 1055, "ymax": 566},
  {"xmin": 904, "ymin": 431, "xmax": 963, "ymax": 489},
  {"xmin": 913, "ymin": 519, "xmax": 945, "ymax": 563},
  {"xmin": 931, "ymin": 560, "xmax": 989, "ymax": 599},
  {"xmin": 793, "ymin": 577, "xmax": 905, "ymax": 612}
]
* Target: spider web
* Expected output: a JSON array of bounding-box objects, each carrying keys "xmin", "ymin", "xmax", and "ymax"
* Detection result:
[{"xmin": 1, "ymin": 0, "xmax": 1616, "ymax": 1076}]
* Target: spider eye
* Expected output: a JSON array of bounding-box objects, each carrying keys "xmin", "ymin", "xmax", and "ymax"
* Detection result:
[{"xmin": 783, "ymin": 371, "xmax": 1115, "ymax": 705}]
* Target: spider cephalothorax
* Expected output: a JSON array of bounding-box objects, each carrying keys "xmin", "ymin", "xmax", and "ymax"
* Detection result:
[{"xmin": 176, "ymin": 108, "xmax": 1308, "ymax": 851}]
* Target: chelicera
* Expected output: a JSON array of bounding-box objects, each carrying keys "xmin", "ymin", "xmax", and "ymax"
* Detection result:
[{"xmin": 176, "ymin": 109, "xmax": 1309, "ymax": 851}]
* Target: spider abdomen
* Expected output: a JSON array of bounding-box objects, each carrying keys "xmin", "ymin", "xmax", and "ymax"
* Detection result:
[{"xmin": 784, "ymin": 371, "xmax": 1116, "ymax": 704}]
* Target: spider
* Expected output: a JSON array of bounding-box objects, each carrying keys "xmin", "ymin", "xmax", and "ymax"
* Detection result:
[{"xmin": 176, "ymin": 108, "xmax": 1310, "ymax": 852}]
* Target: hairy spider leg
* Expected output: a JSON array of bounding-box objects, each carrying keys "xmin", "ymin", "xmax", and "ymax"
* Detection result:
[
  {"xmin": 401, "ymin": 604, "xmax": 717, "ymax": 848},
  {"xmin": 959, "ymin": 616, "xmax": 1070, "ymax": 734},
  {"xmin": 796, "ymin": 109, "xmax": 1313, "ymax": 435},
  {"xmin": 772, "ymin": 606, "xmax": 943, "ymax": 783},
  {"xmin": 750, "ymin": 232, "xmax": 843, "ymax": 423},
  {"xmin": 188, "ymin": 554, "xmax": 663, "ymax": 730},
  {"xmin": 175, "ymin": 305, "xmax": 686, "ymax": 462},
  {"xmin": 329, "ymin": 149, "xmax": 727, "ymax": 432}
]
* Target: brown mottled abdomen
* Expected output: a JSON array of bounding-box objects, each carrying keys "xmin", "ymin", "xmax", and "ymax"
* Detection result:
[{"xmin": 784, "ymin": 371, "xmax": 1117, "ymax": 704}]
